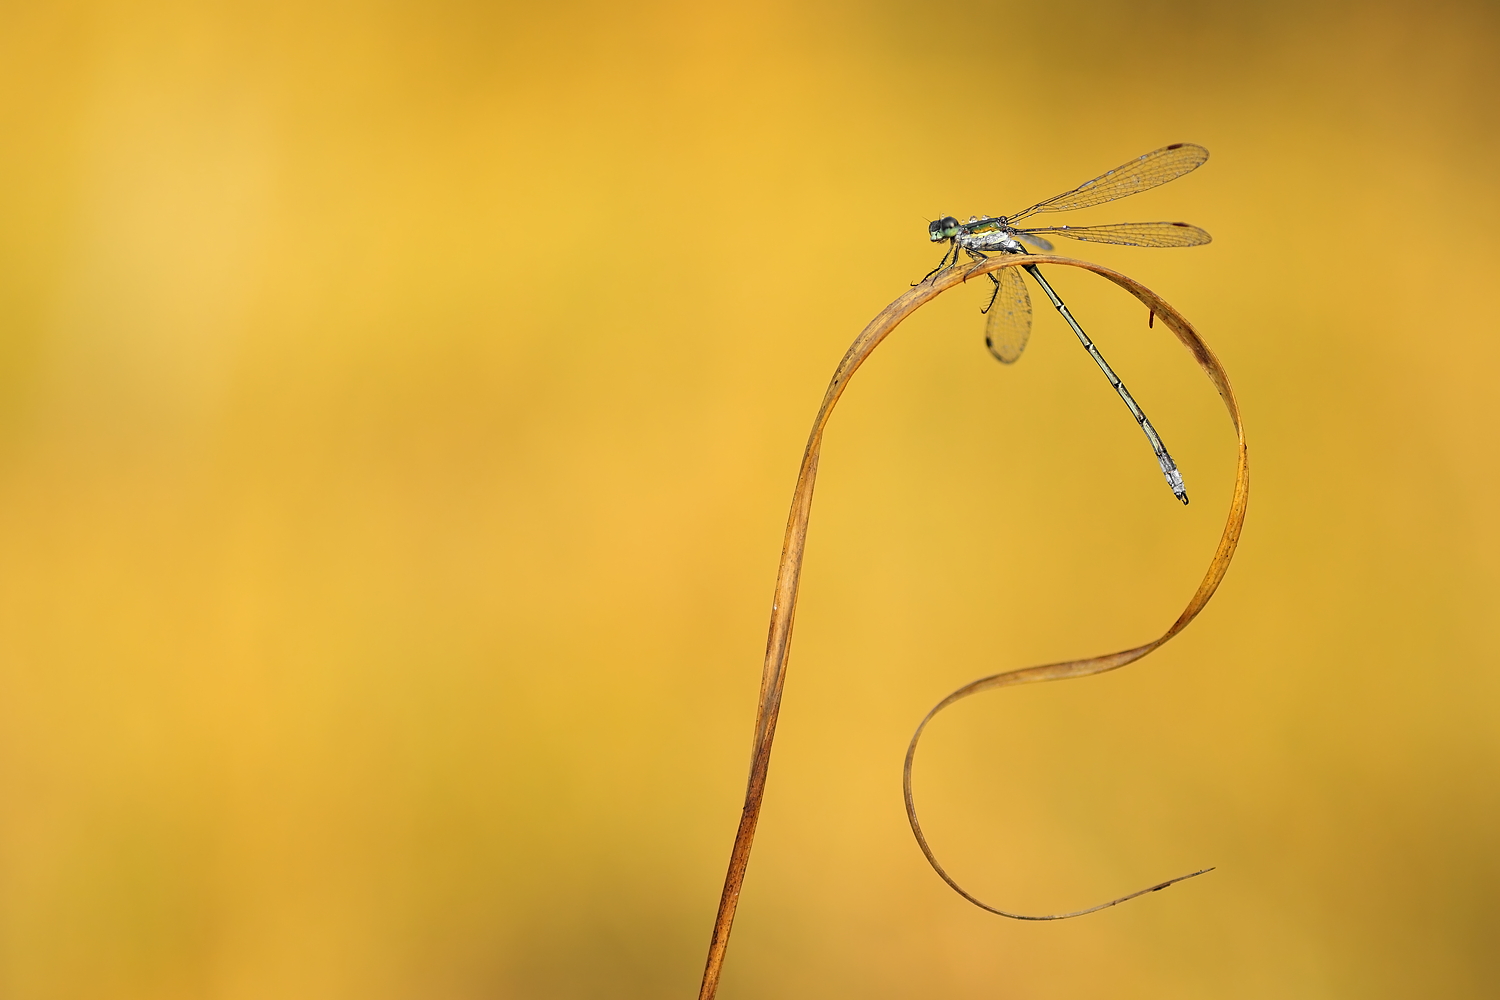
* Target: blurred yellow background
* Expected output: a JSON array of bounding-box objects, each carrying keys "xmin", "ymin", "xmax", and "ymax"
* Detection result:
[{"xmin": 1, "ymin": 1, "xmax": 1497, "ymax": 997}]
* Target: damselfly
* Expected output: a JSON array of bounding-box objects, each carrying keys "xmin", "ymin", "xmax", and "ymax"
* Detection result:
[{"xmin": 922, "ymin": 142, "xmax": 1211, "ymax": 504}]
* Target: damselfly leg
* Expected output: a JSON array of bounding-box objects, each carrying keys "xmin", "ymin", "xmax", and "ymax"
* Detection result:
[
  {"xmin": 915, "ymin": 242, "xmax": 959, "ymax": 286},
  {"xmin": 981, "ymin": 271, "xmax": 1001, "ymax": 315},
  {"xmin": 955, "ymin": 247, "xmax": 1008, "ymax": 316}
]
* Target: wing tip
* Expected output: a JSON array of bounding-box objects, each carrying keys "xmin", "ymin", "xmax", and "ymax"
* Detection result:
[{"xmin": 1164, "ymin": 141, "xmax": 1210, "ymax": 160}]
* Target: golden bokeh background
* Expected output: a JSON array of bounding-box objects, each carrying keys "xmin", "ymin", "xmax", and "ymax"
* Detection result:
[{"xmin": 1, "ymin": 1, "xmax": 1497, "ymax": 997}]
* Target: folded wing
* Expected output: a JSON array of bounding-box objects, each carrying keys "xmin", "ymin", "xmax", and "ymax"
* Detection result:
[{"xmin": 985, "ymin": 267, "xmax": 1033, "ymax": 364}]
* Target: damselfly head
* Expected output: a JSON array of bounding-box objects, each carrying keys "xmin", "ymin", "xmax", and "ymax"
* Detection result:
[{"xmin": 928, "ymin": 216, "xmax": 961, "ymax": 242}]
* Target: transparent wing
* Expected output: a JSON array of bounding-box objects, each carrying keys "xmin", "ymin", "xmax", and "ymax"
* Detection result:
[
  {"xmin": 984, "ymin": 267, "xmax": 1032, "ymax": 364},
  {"xmin": 1015, "ymin": 232, "xmax": 1054, "ymax": 252},
  {"xmin": 1007, "ymin": 143, "xmax": 1208, "ymax": 223},
  {"xmin": 1017, "ymin": 221, "xmax": 1212, "ymax": 248}
]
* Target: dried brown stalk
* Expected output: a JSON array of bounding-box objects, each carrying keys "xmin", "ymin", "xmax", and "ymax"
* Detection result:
[{"xmin": 696, "ymin": 255, "xmax": 1249, "ymax": 999}]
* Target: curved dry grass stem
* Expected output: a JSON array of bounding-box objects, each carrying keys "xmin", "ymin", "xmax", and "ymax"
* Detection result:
[{"xmin": 696, "ymin": 256, "xmax": 1249, "ymax": 999}]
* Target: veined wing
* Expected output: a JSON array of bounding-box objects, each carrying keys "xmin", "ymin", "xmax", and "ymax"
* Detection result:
[
  {"xmin": 1017, "ymin": 221, "xmax": 1212, "ymax": 248},
  {"xmin": 1007, "ymin": 143, "xmax": 1208, "ymax": 223},
  {"xmin": 985, "ymin": 267, "xmax": 1032, "ymax": 364}
]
